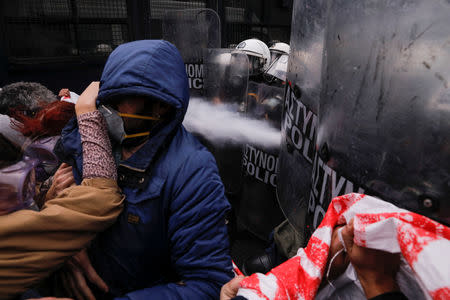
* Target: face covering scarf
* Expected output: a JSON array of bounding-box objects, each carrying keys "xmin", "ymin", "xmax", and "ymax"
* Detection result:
[{"xmin": 235, "ymin": 193, "xmax": 450, "ymax": 300}]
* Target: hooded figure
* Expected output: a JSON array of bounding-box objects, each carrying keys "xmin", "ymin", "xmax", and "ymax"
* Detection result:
[{"xmin": 56, "ymin": 40, "xmax": 233, "ymax": 299}]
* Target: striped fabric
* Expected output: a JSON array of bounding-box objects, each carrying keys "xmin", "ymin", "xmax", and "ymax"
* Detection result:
[{"xmin": 236, "ymin": 193, "xmax": 450, "ymax": 300}]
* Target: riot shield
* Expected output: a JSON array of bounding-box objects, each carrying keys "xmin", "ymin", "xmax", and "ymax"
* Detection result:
[
  {"xmin": 309, "ymin": 0, "xmax": 450, "ymax": 232},
  {"xmin": 238, "ymin": 83, "xmax": 285, "ymax": 240},
  {"xmin": 276, "ymin": 0, "xmax": 328, "ymax": 238},
  {"xmin": 204, "ymin": 49, "xmax": 249, "ymax": 107},
  {"xmin": 203, "ymin": 49, "xmax": 249, "ymax": 195},
  {"xmin": 247, "ymin": 83, "xmax": 284, "ymax": 128},
  {"xmin": 162, "ymin": 9, "xmax": 220, "ymax": 96}
]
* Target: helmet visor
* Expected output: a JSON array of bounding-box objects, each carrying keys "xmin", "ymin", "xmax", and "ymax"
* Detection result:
[
  {"xmin": 248, "ymin": 55, "xmax": 266, "ymax": 76},
  {"xmin": 266, "ymin": 54, "xmax": 289, "ymax": 82}
]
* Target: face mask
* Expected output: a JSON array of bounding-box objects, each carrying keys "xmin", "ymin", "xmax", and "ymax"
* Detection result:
[
  {"xmin": 0, "ymin": 157, "xmax": 39, "ymax": 215},
  {"xmin": 98, "ymin": 105, "xmax": 162, "ymax": 145}
]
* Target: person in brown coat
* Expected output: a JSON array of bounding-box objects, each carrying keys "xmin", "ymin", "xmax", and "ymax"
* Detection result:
[{"xmin": 0, "ymin": 82, "xmax": 124, "ymax": 299}]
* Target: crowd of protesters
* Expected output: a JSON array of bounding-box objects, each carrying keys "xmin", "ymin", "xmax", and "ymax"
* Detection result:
[{"xmin": 0, "ymin": 40, "xmax": 447, "ymax": 300}]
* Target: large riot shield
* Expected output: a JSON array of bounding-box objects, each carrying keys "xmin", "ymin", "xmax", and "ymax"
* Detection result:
[
  {"xmin": 203, "ymin": 49, "xmax": 249, "ymax": 195},
  {"xmin": 238, "ymin": 83, "xmax": 285, "ymax": 240},
  {"xmin": 308, "ymin": 0, "xmax": 450, "ymax": 232},
  {"xmin": 276, "ymin": 0, "xmax": 328, "ymax": 238},
  {"xmin": 162, "ymin": 9, "xmax": 220, "ymax": 96},
  {"xmin": 204, "ymin": 49, "xmax": 249, "ymax": 107}
]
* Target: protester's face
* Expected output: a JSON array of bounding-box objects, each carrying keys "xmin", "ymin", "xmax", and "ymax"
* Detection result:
[
  {"xmin": 115, "ymin": 97, "xmax": 147, "ymax": 134},
  {"xmin": 114, "ymin": 97, "xmax": 171, "ymax": 134},
  {"xmin": 326, "ymin": 224, "xmax": 350, "ymax": 281}
]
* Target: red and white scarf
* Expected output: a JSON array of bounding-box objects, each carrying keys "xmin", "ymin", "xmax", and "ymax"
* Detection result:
[{"xmin": 236, "ymin": 193, "xmax": 450, "ymax": 300}]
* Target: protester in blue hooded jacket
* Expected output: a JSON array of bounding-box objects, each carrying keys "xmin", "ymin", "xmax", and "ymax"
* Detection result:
[{"xmin": 53, "ymin": 40, "xmax": 233, "ymax": 299}]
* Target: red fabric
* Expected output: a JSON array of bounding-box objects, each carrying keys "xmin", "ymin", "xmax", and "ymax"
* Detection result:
[
  {"xmin": 233, "ymin": 260, "xmax": 244, "ymax": 276},
  {"xmin": 12, "ymin": 100, "xmax": 75, "ymax": 138}
]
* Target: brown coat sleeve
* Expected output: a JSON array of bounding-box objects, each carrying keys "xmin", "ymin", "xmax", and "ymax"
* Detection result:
[{"xmin": 0, "ymin": 178, "xmax": 124, "ymax": 299}]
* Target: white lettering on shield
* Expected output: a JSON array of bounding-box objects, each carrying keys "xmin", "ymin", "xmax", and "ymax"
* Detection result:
[
  {"xmin": 242, "ymin": 144, "xmax": 278, "ymax": 188},
  {"xmin": 185, "ymin": 63, "xmax": 204, "ymax": 90},
  {"xmin": 283, "ymin": 85, "xmax": 317, "ymax": 163},
  {"xmin": 308, "ymin": 151, "xmax": 365, "ymax": 230},
  {"xmin": 282, "ymin": 85, "xmax": 364, "ymax": 231}
]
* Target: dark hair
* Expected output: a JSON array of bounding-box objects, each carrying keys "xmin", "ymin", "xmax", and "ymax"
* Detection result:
[{"xmin": 0, "ymin": 82, "xmax": 56, "ymax": 116}]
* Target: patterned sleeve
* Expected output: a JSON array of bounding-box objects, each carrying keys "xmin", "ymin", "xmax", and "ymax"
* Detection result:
[{"xmin": 77, "ymin": 110, "xmax": 116, "ymax": 180}]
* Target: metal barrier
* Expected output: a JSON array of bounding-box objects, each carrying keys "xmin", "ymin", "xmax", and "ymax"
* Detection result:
[
  {"xmin": 0, "ymin": 0, "xmax": 291, "ymax": 89},
  {"xmin": 1, "ymin": 0, "xmax": 129, "ymax": 59}
]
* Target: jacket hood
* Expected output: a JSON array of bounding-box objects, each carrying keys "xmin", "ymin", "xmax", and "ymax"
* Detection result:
[
  {"xmin": 58, "ymin": 40, "xmax": 191, "ymax": 177},
  {"xmin": 98, "ymin": 40, "xmax": 190, "ymax": 122}
]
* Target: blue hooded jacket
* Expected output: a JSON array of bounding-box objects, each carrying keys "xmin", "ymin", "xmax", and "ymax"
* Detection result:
[{"xmin": 57, "ymin": 40, "xmax": 233, "ymax": 299}]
